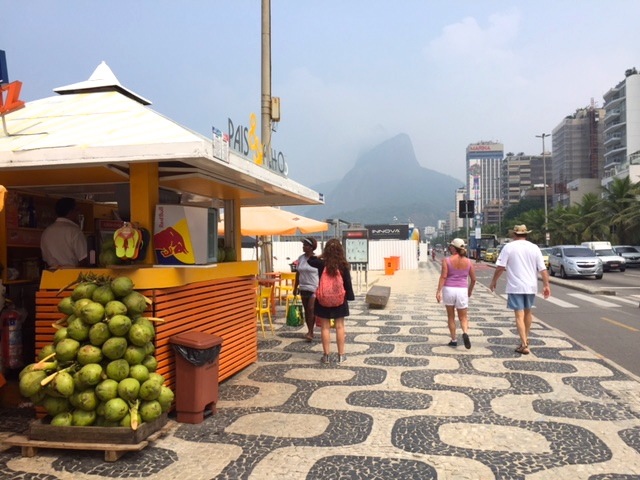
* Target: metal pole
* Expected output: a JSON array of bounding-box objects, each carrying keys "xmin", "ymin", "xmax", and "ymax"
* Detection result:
[
  {"xmin": 536, "ymin": 133, "xmax": 550, "ymax": 245},
  {"xmin": 261, "ymin": 0, "xmax": 273, "ymax": 273}
]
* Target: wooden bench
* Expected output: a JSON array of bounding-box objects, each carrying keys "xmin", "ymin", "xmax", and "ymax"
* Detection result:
[{"xmin": 366, "ymin": 285, "xmax": 391, "ymax": 309}]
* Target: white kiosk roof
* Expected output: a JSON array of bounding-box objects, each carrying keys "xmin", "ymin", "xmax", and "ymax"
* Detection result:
[{"xmin": 0, "ymin": 63, "xmax": 322, "ymax": 207}]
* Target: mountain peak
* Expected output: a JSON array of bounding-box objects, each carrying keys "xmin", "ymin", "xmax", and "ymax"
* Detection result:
[{"xmin": 355, "ymin": 133, "xmax": 419, "ymax": 170}]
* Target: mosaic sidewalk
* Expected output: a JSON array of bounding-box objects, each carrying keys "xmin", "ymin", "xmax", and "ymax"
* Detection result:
[{"xmin": 2, "ymin": 263, "xmax": 640, "ymax": 479}]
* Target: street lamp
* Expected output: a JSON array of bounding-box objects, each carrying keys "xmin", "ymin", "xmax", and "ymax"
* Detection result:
[{"xmin": 536, "ymin": 133, "xmax": 550, "ymax": 245}]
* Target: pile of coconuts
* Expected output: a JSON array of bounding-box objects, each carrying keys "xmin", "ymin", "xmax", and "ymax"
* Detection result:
[{"xmin": 19, "ymin": 273, "xmax": 174, "ymax": 430}]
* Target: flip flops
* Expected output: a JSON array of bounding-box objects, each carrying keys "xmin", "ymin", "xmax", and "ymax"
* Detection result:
[{"xmin": 114, "ymin": 222, "xmax": 143, "ymax": 260}]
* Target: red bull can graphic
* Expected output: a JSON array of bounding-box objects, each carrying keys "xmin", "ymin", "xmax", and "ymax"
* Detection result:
[{"xmin": 154, "ymin": 205, "xmax": 217, "ymax": 265}]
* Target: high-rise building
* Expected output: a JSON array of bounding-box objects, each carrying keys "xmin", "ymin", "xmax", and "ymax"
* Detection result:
[
  {"xmin": 552, "ymin": 105, "xmax": 604, "ymax": 206},
  {"xmin": 466, "ymin": 141, "xmax": 504, "ymax": 224},
  {"xmin": 602, "ymin": 68, "xmax": 640, "ymax": 188},
  {"xmin": 501, "ymin": 152, "xmax": 546, "ymax": 208}
]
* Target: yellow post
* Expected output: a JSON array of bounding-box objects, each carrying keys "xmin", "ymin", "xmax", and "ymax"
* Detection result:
[{"xmin": 129, "ymin": 162, "xmax": 159, "ymax": 265}]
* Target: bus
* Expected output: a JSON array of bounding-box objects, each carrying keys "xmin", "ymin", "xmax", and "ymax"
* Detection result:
[{"xmin": 468, "ymin": 234, "xmax": 499, "ymax": 259}]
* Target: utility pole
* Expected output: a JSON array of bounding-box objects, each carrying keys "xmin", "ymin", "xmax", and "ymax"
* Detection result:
[
  {"xmin": 260, "ymin": 0, "xmax": 273, "ymax": 274},
  {"xmin": 536, "ymin": 133, "xmax": 550, "ymax": 246}
]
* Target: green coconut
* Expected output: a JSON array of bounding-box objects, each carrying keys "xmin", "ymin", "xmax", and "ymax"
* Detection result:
[
  {"xmin": 107, "ymin": 314, "xmax": 132, "ymax": 337},
  {"xmin": 92, "ymin": 285, "xmax": 116, "ymax": 305},
  {"xmin": 66, "ymin": 316, "xmax": 90, "ymax": 342},
  {"xmin": 55, "ymin": 338, "xmax": 80, "ymax": 363},
  {"xmin": 78, "ymin": 363, "xmax": 103, "ymax": 386},
  {"xmin": 104, "ymin": 397, "xmax": 129, "ymax": 422},
  {"xmin": 95, "ymin": 379, "xmax": 119, "ymax": 402},
  {"xmin": 57, "ymin": 297, "xmax": 75, "ymax": 315},
  {"xmin": 101, "ymin": 336, "xmax": 128, "ymax": 360},
  {"xmin": 123, "ymin": 345, "xmax": 146, "ymax": 366},
  {"xmin": 89, "ymin": 322, "xmax": 111, "ymax": 346},
  {"xmin": 50, "ymin": 412, "xmax": 73, "ymax": 426},
  {"xmin": 53, "ymin": 327, "xmax": 68, "ymax": 345},
  {"xmin": 79, "ymin": 301, "xmax": 105, "ymax": 325},
  {"xmin": 75, "ymin": 389, "xmax": 98, "ymax": 412},
  {"xmin": 139, "ymin": 400, "xmax": 162, "ymax": 423},
  {"xmin": 72, "ymin": 298, "xmax": 93, "ymax": 317},
  {"xmin": 50, "ymin": 370, "xmax": 75, "ymax": 398},
  {"xmin": 141, "ymin": 355, "xmax": 158, "ymax": 373},
  {"xmin": 148, "ymin": 372, "xmax": 165, "ymax": 385},
  {"xmin": 72, "ymin": 408, "xmax": 96, "ymax": 426},
  {"xmin": 42, "ymin": 396, "xmax": 71, "ymax": 417},
  {"xmin": 105, "ymin": 300, "xmax": 128, "ymax": 318},
  {"xmin": 138, "ymin": 379, "xmax": 161, "ymax": 401},
  {"xmin": 19, "ymin": 371, "xmax": 46, "ymax": 398},
  {"xmin": 128, "ymin": 323, "xmax": 152, "ymax": 347},
  {"xmin": 117, "ymin": 378, "xmax": 140, "ymax": 403},
  {"xmin": 111, "ymin": 276, "xmax": 135, "ymax": 298},
  {"xmin": 76, "ymin": 344, "xmax": 103, "ymax": 365},
  {"xmin": 128, "ymin": 364, "xmax": 150, "ymax": 383},
  {"xmin": 122, "ymin": 291, "xmax": 148, "ymax": 316},
  {"xmin": 157, "ymin": 385, "xmax": 175, "ymax": 413},
  {"xmin": 71, "ymin": 282, "xmax": 98, "ymax": 301},
  {"xmin": 38, "ymin": 344, "xmax": 56, "ymax": 361},
  {"xmin": 105, "ymin": 359, "xmax": 130, "ymax": 382},
  {"xmin": 134, "ymin": 317, "xmax": 155, "ymax": 338}
]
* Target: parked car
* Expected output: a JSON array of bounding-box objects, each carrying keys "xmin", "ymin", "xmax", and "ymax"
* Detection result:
[
  {"xmin": 539, "ymin": 247, "xmax": 552, "ymax": 269},
  {"xmin": 548, "ymin": 245, "xmax": 603, "ymax": 279},
  {"xmin": 483, "ymin": 247, "xmax": 498, "ymax": 263},
  {"xmin": 612, "ymin": 245, "xmax": 640, "ymax": 267},
  {"xmin": 580, "ymin": 242, "xmax": 626, "ymax": 272}
]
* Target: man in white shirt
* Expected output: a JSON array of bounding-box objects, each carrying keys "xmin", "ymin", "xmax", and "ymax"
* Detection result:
[
  {"xmin": 489, "ymin": 224, "xmax": 550, "ymax": 355},
  {"xmin": 41, "ymin": 197, "xmax": 88, "ymax": 269}
]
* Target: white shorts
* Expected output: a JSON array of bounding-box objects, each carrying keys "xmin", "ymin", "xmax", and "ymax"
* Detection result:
[{"xmin": 442, "ymin": 286, "xmax": 469, "ymax": 309}]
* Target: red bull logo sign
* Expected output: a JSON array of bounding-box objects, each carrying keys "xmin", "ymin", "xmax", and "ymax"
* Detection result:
[{"xmin": 154, "ymin": 210, "xmax": 196, "ymax": 265}]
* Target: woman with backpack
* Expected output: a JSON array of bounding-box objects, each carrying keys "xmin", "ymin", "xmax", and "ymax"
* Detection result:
[{"xmin": 308, "ymin": 238, "xmax": 355, "ymax": 364}]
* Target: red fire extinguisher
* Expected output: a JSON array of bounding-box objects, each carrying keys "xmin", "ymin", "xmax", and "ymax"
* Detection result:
[{"xmin": 1, "ymin": 305, "xmax": 25, "ymax": 370}]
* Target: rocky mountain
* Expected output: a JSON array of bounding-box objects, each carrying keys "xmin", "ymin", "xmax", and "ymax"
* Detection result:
[{"xmin": 301, "ymin": 134, "xmax": 464, "ymax": 229}]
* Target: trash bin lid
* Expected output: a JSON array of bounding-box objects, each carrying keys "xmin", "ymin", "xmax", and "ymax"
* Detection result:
[{"xmin": 169, "ymin": 331, "xmax": 223, "ymax": 349}]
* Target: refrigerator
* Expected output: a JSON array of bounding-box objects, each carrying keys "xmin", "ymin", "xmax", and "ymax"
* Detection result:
[{"xmin": 153, "ymin": 205, "xmax": 218, "ymax": 265}]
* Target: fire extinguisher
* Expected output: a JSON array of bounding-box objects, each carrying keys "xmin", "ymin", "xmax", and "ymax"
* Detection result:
[{"xmin": 1, "ymin": 305, "xmax": 25, "ymax": 370}]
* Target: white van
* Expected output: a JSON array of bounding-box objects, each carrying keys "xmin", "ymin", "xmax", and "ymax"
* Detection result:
[{"xmin": 581, "ymin": 241, "xmax": 626, "ymax": 272}]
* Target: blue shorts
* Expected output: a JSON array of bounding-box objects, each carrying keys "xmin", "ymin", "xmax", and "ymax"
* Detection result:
[{"xmin": 507, "ymin": 293, "xmax": 535, "ymax": 311}]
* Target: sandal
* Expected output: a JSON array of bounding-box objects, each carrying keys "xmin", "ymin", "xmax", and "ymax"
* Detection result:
[
  {"xmin": 304, "ymin": 333, "xmax": 313, "ymax": 342},
  {"xmin": 515, "ymin": 344, "xmax": 530, "ymax": 355}
]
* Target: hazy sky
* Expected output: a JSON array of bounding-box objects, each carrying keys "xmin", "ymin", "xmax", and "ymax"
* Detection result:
[{"xmin": 3, "ymin": 1, "xmax": 640, "ymax": 188}]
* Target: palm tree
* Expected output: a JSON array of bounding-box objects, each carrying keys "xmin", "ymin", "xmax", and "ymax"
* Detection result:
[{"xmin": 600, "ymin": 176, "xmax": 639, "ymax": 244}]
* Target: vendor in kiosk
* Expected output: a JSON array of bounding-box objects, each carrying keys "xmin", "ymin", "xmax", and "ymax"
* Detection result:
[{"xmin": 40, "ymin": 197, "xmax": 89, "ymax": 269}]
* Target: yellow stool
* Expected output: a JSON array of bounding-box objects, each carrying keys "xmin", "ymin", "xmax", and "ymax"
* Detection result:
[{"xmin": 256, "ymin": 286, "xmax": 275, "ymax": 337}]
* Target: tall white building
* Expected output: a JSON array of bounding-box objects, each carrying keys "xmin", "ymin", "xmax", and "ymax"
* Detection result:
[
  {"xmin": 602, "ymin": 68, "xmax": 640, "ymax": 188},
  {"xmin": 466, "ymin": 141, "xmax": 504, "ymax": 224}
]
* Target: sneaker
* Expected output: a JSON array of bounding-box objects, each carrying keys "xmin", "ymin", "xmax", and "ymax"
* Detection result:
[
  {"xmin": 463, "ymin": 333, "xmax": 471, "ymax": 349},
  {"xmin": 447, "ymin": 340, "xmax": 458, "ymax": 347},
  {"xmin": 321, "ymin": 354, "xmax": 330, "ymax": 364},
  {"xmin": 337, "ymin": 354, "xmax": 347, "ymax": 363}
]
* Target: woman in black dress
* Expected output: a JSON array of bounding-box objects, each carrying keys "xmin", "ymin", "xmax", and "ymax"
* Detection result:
[{"xmin": 309, "ymin": 239, "xmax": 355, "ymax": 364}]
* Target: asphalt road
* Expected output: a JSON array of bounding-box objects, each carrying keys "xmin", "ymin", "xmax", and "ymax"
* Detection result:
[{"xmin": 473, "ymin": 262, "xmax": 640, "ymax": 378}]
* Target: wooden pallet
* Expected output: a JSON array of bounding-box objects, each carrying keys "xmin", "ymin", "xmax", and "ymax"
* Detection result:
[{"xmin": 3, "ymin": 426, "xmax": 166, "ymax": 462}]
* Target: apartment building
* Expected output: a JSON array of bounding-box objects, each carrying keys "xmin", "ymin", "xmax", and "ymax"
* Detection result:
[{"xmin": 466, "ymin": 141, "xmax": 503, "ymax": 225}]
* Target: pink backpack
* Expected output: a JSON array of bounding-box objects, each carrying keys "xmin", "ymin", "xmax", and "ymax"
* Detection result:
[{"xmin": 316, "ymin": 269, "xmax": 346, "ymax": 307}]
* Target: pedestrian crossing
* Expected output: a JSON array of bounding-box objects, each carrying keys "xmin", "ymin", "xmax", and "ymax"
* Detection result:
[{"xmin": 497, "ymin": 293, "xmax": 640, "ymax": 309}]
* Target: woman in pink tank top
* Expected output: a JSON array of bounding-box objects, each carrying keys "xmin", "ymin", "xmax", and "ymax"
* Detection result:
[{"xmin": 435, "ymin": 238, "xmax": 476, "ymax": 349}]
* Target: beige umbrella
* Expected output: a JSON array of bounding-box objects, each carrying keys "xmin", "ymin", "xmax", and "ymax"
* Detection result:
[
  {"xmin": 219, "ymin": 206, "xmax": 328, "ymax": 273},
  {"xmin": 219, "ymin": 206, "xmax": 328, "ymax": 236}
]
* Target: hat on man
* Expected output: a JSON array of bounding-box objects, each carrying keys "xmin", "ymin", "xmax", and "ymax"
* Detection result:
[
  {"xmin": 302, "ymin": 237, "xmax": 317, "ymax": 250},
  {"xmin": 449, "ymin": 238, "xmax": 466, "ymax": 249},
  {"xmin": 513, "ymin": 224, "xmax": 532, "ymax": 235}
]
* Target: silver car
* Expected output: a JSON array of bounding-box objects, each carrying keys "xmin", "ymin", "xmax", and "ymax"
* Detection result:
[
  {"xmin": 612, "ymin": 245, "xmax": 640, "ymax": 267},
  {"xmin": 549, "ymin": 245, "xmax": 603, "ymax": 279}
]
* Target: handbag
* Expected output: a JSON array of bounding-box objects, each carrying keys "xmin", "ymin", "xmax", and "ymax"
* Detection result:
[{"xmin": 286, "ymin": 296, "xmax": 304, "ymax": 327}]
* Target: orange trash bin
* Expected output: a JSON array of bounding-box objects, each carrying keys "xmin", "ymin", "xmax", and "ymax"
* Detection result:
[
  {"xmin": 170, "ymin": 331, "xmax": 223, "ymax": 424},
  {"xmin": 384, "ymin": 257, "xmax": 395, "ymax": 275},
  {"xmin": 390, "ymin": 256, "xmax": 400, "ymax": 271}
]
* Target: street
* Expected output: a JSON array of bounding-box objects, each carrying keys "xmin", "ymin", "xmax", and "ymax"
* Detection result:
[{"xmin": 473, "ymin": 262, "xmax": 640, "ymax": 378}]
